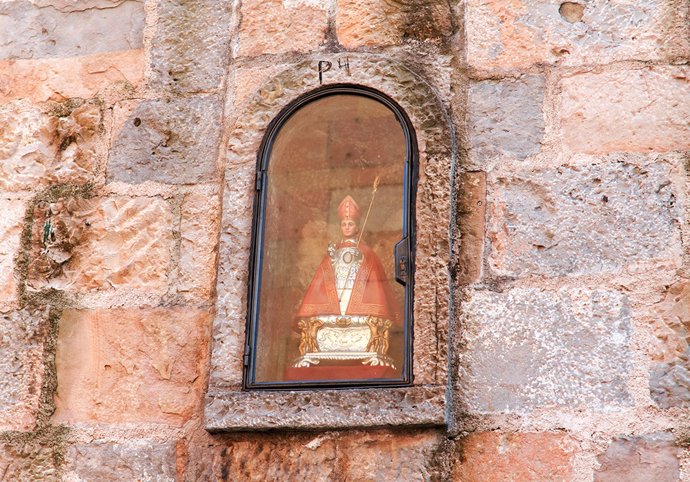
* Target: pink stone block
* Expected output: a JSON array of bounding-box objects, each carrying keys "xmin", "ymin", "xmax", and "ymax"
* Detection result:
[
  {"xmin": 237, "ymin": 0, "xmax": 328, "ymax": 57},
  {"xmin": 54, "ymin": 308, "xmax": 211, "ymax": 426},
  {"xmin": 560, "ymin": 66, "xmax": 690, "ymax": 153},
  {"xmin": 455, "ymin": 432, "xmax": 578, "ymax": 481}
]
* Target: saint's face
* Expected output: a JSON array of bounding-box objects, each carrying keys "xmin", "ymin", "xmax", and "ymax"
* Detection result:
[{"xmin": 340, "ymin": 219, "xmax": 358, "ymax": 238}]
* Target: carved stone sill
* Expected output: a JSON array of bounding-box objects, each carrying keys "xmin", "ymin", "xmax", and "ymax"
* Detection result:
[{"xmin": 205, "ymin": 385, "xmax": 447, "ymax": 432}]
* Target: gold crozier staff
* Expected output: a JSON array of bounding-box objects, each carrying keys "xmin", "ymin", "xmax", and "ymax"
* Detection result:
[{"xmin": 337, "ymin": 176, "xmax": 380, "ymax": 307}]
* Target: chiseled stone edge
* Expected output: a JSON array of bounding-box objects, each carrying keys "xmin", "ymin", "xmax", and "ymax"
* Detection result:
[{"xmin": 205, "ymin": 385, "xmax": 447, "ymax": 432}]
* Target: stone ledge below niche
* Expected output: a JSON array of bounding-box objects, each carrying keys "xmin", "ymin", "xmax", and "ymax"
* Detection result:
[{"xmin": 205, "ymin": 385, "xmax": 447, "ymax": 432}]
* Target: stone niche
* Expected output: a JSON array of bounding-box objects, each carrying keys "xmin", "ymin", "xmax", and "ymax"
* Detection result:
[{"xmin": 205, "ymin": 54, "xmax": 455, "ymax": 431}]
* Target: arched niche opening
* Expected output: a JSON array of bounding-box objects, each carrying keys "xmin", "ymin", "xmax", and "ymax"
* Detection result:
[{"xmin": 245, "ymin": 85, "xmax": 417, "ymax": 389}]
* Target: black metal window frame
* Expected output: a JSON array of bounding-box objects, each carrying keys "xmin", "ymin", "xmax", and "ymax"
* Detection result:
[{"xmin": 243, "ymin": 84, "xmax": 419, "ymax": 390}]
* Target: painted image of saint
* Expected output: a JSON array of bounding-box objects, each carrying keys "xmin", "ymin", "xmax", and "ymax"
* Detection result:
[{"xmin": 292, "ymin": 193, "xmax": 400, "ymax": 368}]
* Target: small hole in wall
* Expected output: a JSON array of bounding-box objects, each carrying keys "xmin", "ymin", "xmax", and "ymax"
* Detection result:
[
  {"xmin": 559, "ymin": 2, "xmax": 584, "ymax": 23},
  {"xmin": 553, "ymin": 47, "xmax": 571, "ymax": 56},
  {"xmin": 133, "ymin": 117, "xmax": 141, "ymax": 127}
]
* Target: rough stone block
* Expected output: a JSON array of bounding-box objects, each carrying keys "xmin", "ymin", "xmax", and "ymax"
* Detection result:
[
  {"xmin": 455, "ymin": 432, "xmax": 577, "ymax": 481},
  {"xmin": 177, "ymin": 187, "xmax": 220, "ymax": 302},
  {"xmin": 53, "ymin": 307, "xmax": 211, "ymax": 426},
  {"xmin": 487, "ymin": 156, "xmax": 682, "ymax": 278},
  {"xmin": 459, "ymin": 288, "xmax": 632, "ymax": 412},
  {"xmin": 560, "ymin": 66, "xmax": 690, "ymax": 153},
  {"xmin": 0, "ymin": 0, "xmax": 144, "ymax": 59},
  {"xmin": 63, "ymin": 440, "xmax": 176, "ymax": 481},
  {"xmin": 0, "ymin": 199, "xmax": 24, "ymax": 313},
  {"xmin": 594, "ymin": 432, "xmax": 679, "ymax": 482},
  {"xmin": 107, "ymin": 95, "xmax": 222, "ymax": 184},
  {"xmin": 148, "ymin": 0, "xmax": 233, "ymax": 93},
  {"xmin": 209, "ymin": 163, "xmax": 255, "ymax": 388},
  {"xmin": 0, "ymin": 309, "xmax": 48, "ymax": 431},
  {"xmin": 456, "ymin": 171, "xmax": 486, "ymax": 285},
  {"xmin": 466, "ymin": 0, "xmax": 689, "ymax": 70},
  {"xmin": 0, "ymin": 50, "xmax": 144, "ymax": 103},
  {"xmin": 26, "ymin": 196, "xmax": 174, "ymax": 293},
  {"xmin": 467, "ymin": 75, "xmax": 545, "ymax": 164},
  {"xmin": 237, "ymin": 0, "xmax": 328, "ymax": 57},
  {"xmin": 205, "ymin": 386, "xmax": 447, "ymax": 431},
  {"xmin": 187, "ymin": 429, "xmax": 447, "ymax": 481},
  {"xmin": 187, "ymin": 432, "xmax": 338, "ymax": 481},
  {"xmin": 336, "ymin": 0, "xmax": 452, "ymax": 48},
  {"xmin": 0, "ymin": 101, "xmax": 57, "ymax": 191},
  {"xmin": 0, "ymin": 429, "xmax": 65, "ymax": 480},
  {"xmin": 649, "ymin": 282, "xmax": 690, "ymax": 408},
  {"xmin": 232, "ymin": 63, "xmax": 290, "ymax": 109},
  {"xmin": 340, "ymin": 431, "xmax": 447, "ymax": 481},
  {"xmin": 0, "ymin": 99, "xmax": 102, "ymax": 192}
]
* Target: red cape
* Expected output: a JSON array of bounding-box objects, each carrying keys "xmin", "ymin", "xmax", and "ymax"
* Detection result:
[{"xmin": 295, "ymin": 241, "xmax": 401, "ymax": 323}]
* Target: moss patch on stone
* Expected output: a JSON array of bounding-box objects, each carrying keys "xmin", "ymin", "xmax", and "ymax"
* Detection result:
[
  {"xmin": 7, "ymin": 183, "xmax": 98, "ymax": 478},
  {"xmin": 45, "ymin": 98, "xmax": 86, "ymax": 119},
  {"xmin": 0, "ymin": 425, "xmax": 69, "ymax": 480},
  {"xmin": 15, "ymin": 183, "xmax": 95, "ymax": 307}
]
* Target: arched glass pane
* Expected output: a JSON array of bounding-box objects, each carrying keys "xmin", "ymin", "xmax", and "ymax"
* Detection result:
[{"xmin": 250, "ymin": 91, "xmax": 412, "ymax": 386}]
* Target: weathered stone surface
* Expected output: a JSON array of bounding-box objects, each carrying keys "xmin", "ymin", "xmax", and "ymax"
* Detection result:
[
  {"xmin": 459, "ymin": 288, "xmax": 632, "ymax": 412},
  {"xmin": 0, "ymin": 101, "xmax": 56, "ymax": 190},
  {"xmin": 0, "ymin": 309, "xmax": 48, "ymax": 431},
  {"xmin": 27, "ymin": 196, "xmax": 174, "ymax": 292},
  {"xmin": 188, "ymin": 430, "xmax": 448, "ymax": 481},
  {"xmin": 456, "ymin": 172, "xmax": 486, "ymax": 285},
  {"xmin": 107, "ymin": 95, "xmax": 222, "ymax": 184},
  {"xmin": 64, "ymin": 440, "xmax": 176, "ymax": 481},
  {"xmin": 487, "ymin": 156, "xmax": 682, "ymax": 278},
  {"xmin": 0, "ymin": 428, "xmax": 66, "ymax": 480},
  {"xmin": 0, "ymin": 100, "xmax": 101, "ymax": 192},
  {"xmin": 455, "ymin": 432, "xmax": 577, "ymax": 481},
  {"xmin": 594, "ymin": 432, "xmax": 679, "ymax": 482},
  {"xmin": 237, "ymin": 0, "xmax": 328, "ymax": 57},
  {"xmin": 466, "ymin": 0, "xmax": 690, "ymax": 70},
  {"xmin": 560, "ymin": 66, "xmax": 690, "ymax": 154},
  {"xmin": 205, "ymin": 385, "xmax": 446, "ymax": 431},
  {"xmin": 53, "ymin": 308, "xmax": 211, "ymax": 425},
  {"xmin": 209, "ymin": 163, "xmax": 254, "ymax": 388},
  {"xmin": 336, "ymin": 0, "xmax": 452, "ymax": 48},
  {"xmin": 341, "ymin": 431, "xmax": 447, "ymax": 481},
  {"xmin": 176, "ymin": 187, "xmax": 220, "ymax": 302},
  {"xmin": 650, "ymin": 282, "xmax": 690, "ymax": 408},
  {"xmin": 30, "ymin": 0, "xmax": 134, "ymax": 11},
  {"xmin": 0, "ymin": 0, "xmax": 144, "ymax": 59},
  {"xmin": 467, "ymin": 75, "xmax": 545, "ymax": 164},
  {"xmin": 0, "ymin": 50, "xmax": 144, "ymax": 102},
  {"xmin": 187, "ymin": 432, "xmax": 339, "ymax": 481},
  {"xmin": 232, "ymin": 63, "xmax": 289, "ymax": 109},
  {"xmin": 0, "ymin": 101, "xmax": 55, "ymax": 190},
  {"xmin": 0, "ymin": 199, "xmax": 24, "ymax": 313},
  {"xmin": 148, "ymin": 0, "xmax": 232, "ymax": 93}
]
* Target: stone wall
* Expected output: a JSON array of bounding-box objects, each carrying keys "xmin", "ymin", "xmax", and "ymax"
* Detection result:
[{"xmin": 0, "ymin": 0, "xmax": 688, "ymax": 480}]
